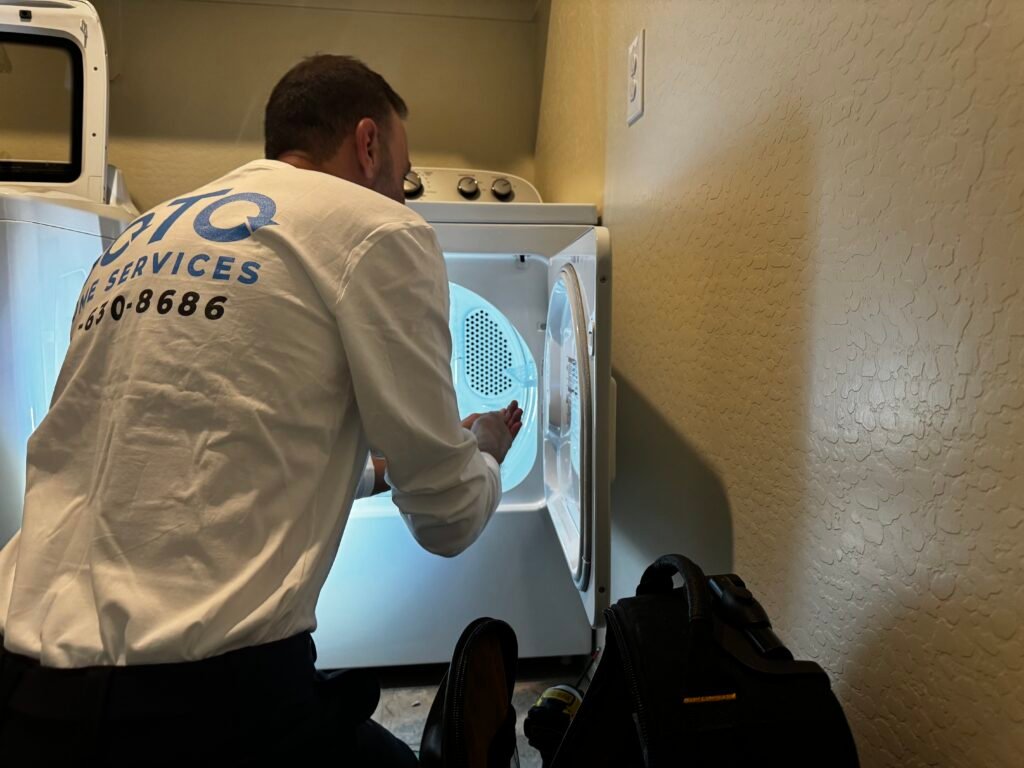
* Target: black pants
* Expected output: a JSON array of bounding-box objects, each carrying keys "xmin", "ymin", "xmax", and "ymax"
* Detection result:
[{"xmin": 0, "ymin": 633, "xmax": 417, "ymax": 767}]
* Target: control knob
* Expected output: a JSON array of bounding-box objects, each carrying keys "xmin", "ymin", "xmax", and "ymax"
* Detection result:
[
  {"xmin": 403, "ymin": 170, "xmax": 423, "ymax": 200},
  {"xmin": 491, "ymin": 178, "xmax": 514, "ymax": 202},
  {"xmin": 457, "ymin": 176, "xmax": 480, "ymax": 199}
]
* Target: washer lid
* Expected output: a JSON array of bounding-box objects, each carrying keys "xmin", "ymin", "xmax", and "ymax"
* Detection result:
[{"xmin": 543, "ymin": 264, "xmax": 593, "ymax": 589}]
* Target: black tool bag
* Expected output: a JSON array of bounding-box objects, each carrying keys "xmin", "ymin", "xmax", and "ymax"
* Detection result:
[
  {"xmin": 550, "ymin": 554, "xmax": 859, "ymax": 767},
  {"xmin": 420, "ymin": 617, "xmax": 520, "ymax": 768}
]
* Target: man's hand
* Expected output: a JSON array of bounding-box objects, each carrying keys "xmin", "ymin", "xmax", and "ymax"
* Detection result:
[
  {"xmin": 501, "ymin": 399, "xmax": 524, "ymax": 438},
  {"xmin": 468, "ymin": 399, "xmax": 523, "ymax": 464},
  {"xmin": 462, "ymin": 400, "xmax": 522, "ymax": 434}
]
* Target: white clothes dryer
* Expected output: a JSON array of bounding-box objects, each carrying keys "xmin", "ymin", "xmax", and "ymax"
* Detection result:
[{"xmin": 312, "ymin": 168, "xmax": 614, "ymax": 668}]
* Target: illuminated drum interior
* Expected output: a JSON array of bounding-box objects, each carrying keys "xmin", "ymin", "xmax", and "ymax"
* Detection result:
[{"xmin": 448, "ymin": 282, "xmax": 538, "ymax": 491}]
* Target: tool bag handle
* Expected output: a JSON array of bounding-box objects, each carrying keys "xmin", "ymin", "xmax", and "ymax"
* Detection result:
[{"xmin": 635, "ymin": 553, "xmax": 712, "ymax": 636}]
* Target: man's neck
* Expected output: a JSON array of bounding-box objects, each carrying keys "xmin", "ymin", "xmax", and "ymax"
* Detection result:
[{"xmin": 275, "ymin": 152, "xmax": 320, "ymax": 172}]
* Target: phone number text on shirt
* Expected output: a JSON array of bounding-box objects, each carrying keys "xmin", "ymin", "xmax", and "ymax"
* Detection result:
[{"xmin": 76, "ymin": 288, "xmax": 228, "ymax": 334}]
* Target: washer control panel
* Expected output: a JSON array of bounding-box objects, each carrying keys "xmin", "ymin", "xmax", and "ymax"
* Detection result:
[{"xmin": 403, "ymin": 168, "xmax": 542, "ymax": 204}]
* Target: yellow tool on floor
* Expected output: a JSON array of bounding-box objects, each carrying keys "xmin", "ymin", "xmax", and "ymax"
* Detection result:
[{"xmin": 523, "ymin": 684, "xmax": 584, "ymax": 766}]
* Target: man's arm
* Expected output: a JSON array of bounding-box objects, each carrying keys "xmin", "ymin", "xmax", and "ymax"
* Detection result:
[
  {"xmin": 335, "ymin": 223, "xmax": 504, "ymax": 557},
  {"xmin": 362, "ymin": 404, "xmax": 524, "ymax": 497}
]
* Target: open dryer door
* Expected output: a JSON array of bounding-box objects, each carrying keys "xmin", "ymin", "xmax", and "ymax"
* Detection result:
[{"xmin": 543, "ymin": 228, "xmax": 613, "ymax": 626}]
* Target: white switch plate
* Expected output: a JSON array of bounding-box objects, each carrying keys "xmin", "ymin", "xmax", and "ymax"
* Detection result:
[{"xmin": 627, "ymin": 28, "xmax": 645, "ymax": 125}]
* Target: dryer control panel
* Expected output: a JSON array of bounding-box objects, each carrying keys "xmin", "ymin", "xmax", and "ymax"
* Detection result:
[{"xmin": 404, "ymin": 168, "xmax": 543, "ymax": 204}]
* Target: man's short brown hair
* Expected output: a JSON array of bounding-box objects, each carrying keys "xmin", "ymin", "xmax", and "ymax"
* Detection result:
[{"xmin": 264, "ymin": 54, "xmax": 408, "ymax": 162}]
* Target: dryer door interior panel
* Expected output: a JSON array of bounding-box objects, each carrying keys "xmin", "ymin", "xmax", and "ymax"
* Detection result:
[
  {"xmin": 543, "ymin": 265, "xmax": 592, "ymax": 589},
  {"xmin": 543, "ymin": 228, "xmax": 612, "ymax": 627}
]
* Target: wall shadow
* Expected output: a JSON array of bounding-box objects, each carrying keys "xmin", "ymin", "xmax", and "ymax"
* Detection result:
[
  {"xmin": 609, "ymin": 371, "xmax": 733, "ymax": 599},
  {"xmin": 601, "ymin": 98, "xmax": 817, "ymax": 620}
]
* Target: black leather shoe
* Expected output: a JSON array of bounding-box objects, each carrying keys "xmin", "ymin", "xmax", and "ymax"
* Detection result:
[{"xmin": 420, "ymin": 617, "xmax": 519, "ymax": 768}]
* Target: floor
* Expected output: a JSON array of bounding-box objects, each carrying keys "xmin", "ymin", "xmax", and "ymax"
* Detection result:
[{"xmin": 372, "ymin": 659, "xmax": 588, "ymax": 767}]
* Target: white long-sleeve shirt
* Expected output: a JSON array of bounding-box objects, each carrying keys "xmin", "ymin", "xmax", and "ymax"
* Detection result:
[{"xmin": 0, "ymin": 160, "xmax": 501, "ymax": 668}]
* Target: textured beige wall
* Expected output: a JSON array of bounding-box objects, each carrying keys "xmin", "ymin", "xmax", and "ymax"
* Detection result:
[
  {"xmin": 536, "ymin": 1, "xmax": 1023, "ymax": 766},
  {"xmin": 91, "ymin": 0, "xmax": 540, "ymax": 210},
  {"xmin": 533, "ymin": 0, "xmax": 606, "ymax": 206}
]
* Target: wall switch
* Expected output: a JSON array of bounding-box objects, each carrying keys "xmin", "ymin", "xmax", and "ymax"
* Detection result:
[{"xmin": 627, "ymin": 29, "xmax": 645, "ymax": 125}]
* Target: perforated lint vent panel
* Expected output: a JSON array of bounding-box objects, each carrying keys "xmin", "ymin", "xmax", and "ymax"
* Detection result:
[{"xmin": 464, "ymin": 309, "xmax": 515, "ymax": 398}]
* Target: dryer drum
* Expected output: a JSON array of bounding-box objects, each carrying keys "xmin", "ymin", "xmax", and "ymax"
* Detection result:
[{"xmin": 449, "ymin": 282, "xmax": 538, "ymax": 492}]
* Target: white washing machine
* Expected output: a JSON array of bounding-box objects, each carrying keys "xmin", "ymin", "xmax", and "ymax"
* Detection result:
[
  {"xmin": 312, "ymin": 168, "xmax": 615, "ymax": 668},
  {"xmin": 0, "ymin": 2, "xmax": 135, "ymax": 546}
]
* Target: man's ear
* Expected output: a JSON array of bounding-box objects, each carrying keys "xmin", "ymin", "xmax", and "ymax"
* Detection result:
[{"xmin": 353, "ymin": 117, "xmax": 381, "ymax": 182}]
